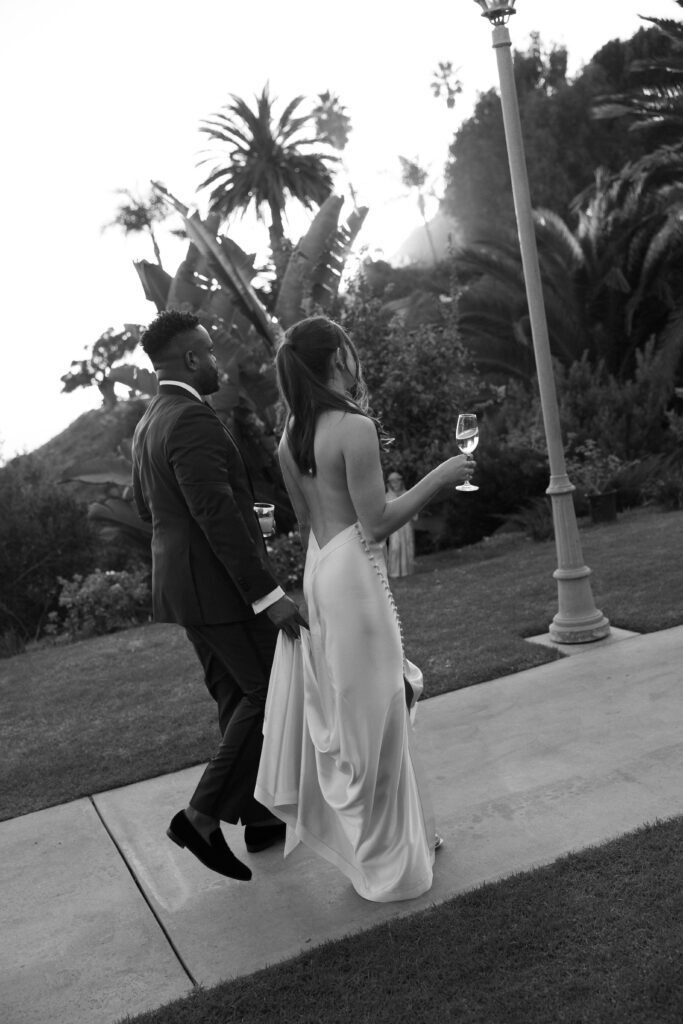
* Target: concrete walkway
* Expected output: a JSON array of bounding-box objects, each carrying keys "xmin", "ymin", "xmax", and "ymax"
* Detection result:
[{"xmin": 2, "ymin": 626, "xmax": 682, "ymax": 1024}]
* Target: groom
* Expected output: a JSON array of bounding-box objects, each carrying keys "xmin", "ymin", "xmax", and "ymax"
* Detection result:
[{"xmin": 132, "ymin": 309, "xmax": 307, "ymax": 882}]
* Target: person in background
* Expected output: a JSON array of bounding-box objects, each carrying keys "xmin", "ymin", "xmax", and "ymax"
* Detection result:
[{"xmin": 385, "ymin": 471, "xmax": 416, "ymax": 577}]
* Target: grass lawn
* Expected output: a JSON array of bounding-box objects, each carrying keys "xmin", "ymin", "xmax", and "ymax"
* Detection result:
[
  {"xmin": 1, "ymin": 506, "xmax": 682, "ymax": 821},
  {"xmin": 2, "ymin": 506, "xmax": 682, "ymax": 1024},
  {"xmin": 397, "ymin": 505, "xmax": 683, "ymax": 695},
  {"xmin": 126, "ymin": 815, "xmax": 683, "ymax": 1024}
]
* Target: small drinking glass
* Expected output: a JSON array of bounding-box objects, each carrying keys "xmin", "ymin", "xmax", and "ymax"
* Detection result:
[
  {"xmin": 455, "ymin": 413, "xmax": 479, "ymax": 492},
  {"xmin": 254, "ymin": 502, "xmax": 275, "ymax": 538}
]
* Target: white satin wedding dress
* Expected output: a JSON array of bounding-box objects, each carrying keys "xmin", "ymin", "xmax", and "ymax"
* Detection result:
[{"xmin": 255, "ymin": 522, "xmax": 435, "ymax": 903}]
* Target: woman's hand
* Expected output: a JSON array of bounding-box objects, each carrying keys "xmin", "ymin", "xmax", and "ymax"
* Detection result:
[{"xmin": 437, "ymin": 454, "xmax": 476, "ymax": 489}]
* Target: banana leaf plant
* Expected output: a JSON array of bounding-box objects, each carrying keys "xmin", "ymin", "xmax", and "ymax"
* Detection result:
[
  {"xmin": 64, "ymin": 184, "xmax": 367, "ymax": 555},
  {"xmin": 88, "ymin": 496, "xmax": 153, "ymax": 557},
  {"xmin": 60, "ymin": 325, "xmax": 152, "ymax": 409}
]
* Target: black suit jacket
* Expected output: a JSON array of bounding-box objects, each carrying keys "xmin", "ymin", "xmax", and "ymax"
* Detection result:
[{"xmin": 131, "ymin": 386, "xmax": 279, "ymax": 625}]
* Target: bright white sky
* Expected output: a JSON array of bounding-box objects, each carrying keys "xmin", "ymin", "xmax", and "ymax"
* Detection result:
[{"xmin": 0, "ymin": 0, "xmax": 675, "ymax": 458}]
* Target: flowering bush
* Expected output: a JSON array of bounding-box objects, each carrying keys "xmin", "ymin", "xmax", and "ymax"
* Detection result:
[
  {"xmin": 266, "ymin": 531, "xmax": 305, "ymax": 590},
  {"xmin": 45, "ymin": 568, "xmax": 151, "ymax": 640}
]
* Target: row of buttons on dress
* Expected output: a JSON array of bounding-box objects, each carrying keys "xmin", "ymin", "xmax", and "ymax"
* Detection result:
[{"xmin": 354, "ymin": 523, "xmax": 405, "ymax": 658}]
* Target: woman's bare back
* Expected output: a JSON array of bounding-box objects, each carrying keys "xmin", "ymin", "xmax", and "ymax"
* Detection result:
[{"xmin": 280, "ymin": 410, "xmax": 361, "ymax": 548}]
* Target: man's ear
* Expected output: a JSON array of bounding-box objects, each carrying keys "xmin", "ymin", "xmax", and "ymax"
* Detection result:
[{"xmin": 184, "ymin": 349, "xmax": 198, "ymax": 371}]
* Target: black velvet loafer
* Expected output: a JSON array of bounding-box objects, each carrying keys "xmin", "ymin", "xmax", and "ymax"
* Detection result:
[
  {"xmin": 167, "ymin": 810, "xmax": 252, "ymax": 881},
  {"xmin": 244, "ymin": 821, "xmax": 287, "ymax": 853}
]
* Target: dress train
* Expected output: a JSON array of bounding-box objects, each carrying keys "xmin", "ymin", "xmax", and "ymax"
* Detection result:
[{"xmin": 255, "ymin": 523, "xmax": 434, "ymax": 902}]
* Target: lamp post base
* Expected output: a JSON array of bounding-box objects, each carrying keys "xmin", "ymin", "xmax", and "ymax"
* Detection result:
[
  {"xmin": 549, "ymin": 561, "xmax": 611, "ymax": 642},
  {"xmin": 549, "ymin": 610, "xmax": 611, "ymax": 644},
  {"xmin": 546, "ymin": 484, "xmax": 611, "ymax": 643}
]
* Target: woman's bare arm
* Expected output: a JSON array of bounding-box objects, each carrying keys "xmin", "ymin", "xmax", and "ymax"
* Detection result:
[{"xmin": 341, "ymin": 415, "xmax": 472, "ymax": 542}]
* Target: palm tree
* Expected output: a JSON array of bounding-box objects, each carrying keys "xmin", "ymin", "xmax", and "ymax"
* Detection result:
[
  {"xmin": 103, "ymin": 187, "xmax": 170, "ymax": 269},
  {"xmin": 398, "ymin": 156, "xmax": 439, "ymax": 265},
  {"xmin": 197, "ymin": 84, "xmax": 338, "ymax": 278},
  {"xmin": 592, "ymin": 1, "xmax": 683, "ymax": 146},
  {"xmin": 454, "ymin": 145, "xmax": 683, "ymax": 382},
  {"xmin": 312, "ymin": 90, "xmax": 352, "ymax": 150},
  {"xmin": 572, "ymin": 146, "xmax": 683, "ymax": 375},
  {"xmin": 454, "ymin": 216, "xmax": 583, "ymax": 382},
  {"xmin": 430, "ymin": 61, "xmax": 463, "ymax": 110},
  {"xmin": 312, "ymin": 90, "xmax": 359, "ymax": 208}
]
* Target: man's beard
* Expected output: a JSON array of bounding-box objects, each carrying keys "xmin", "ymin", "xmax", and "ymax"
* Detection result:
[{"xmin": 200, "ymin": 369, "xmax": 221, "ymax": 395}]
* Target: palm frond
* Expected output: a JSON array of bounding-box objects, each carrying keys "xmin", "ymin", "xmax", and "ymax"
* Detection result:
[{"xmin": 639, "ymin": 15, "xmax": 683, "ymax": 42}]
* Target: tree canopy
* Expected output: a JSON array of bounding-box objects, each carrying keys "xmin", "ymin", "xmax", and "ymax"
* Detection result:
[
  {"xmin": 453, "ymin": 145, "xmax": 683, "ymax": 385},
  {"xmin": 442, "ymin": 30, "xmax": 666, "ymax": 241},
  {"xmin": 592, "ymin": 1, "xmax": 683, "ymax": 147}
]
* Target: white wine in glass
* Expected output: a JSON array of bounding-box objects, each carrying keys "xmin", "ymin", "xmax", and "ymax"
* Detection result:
[{"xmin": 455, "ymin": 413, "xmax": 479, "ymax": 492}]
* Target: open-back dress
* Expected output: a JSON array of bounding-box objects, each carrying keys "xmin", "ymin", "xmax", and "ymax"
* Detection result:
[{"xmin": 255, "ymin": 521, "xmax": 435, "ymax": 903}]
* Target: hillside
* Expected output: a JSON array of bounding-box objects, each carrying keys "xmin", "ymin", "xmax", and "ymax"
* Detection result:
[
  {"xmin": 35, "ymin": 398, "xmax": 147, "ymax": 478},
  {"xmin": 1, "ymin": 398, "xmax": 149, "ymax": 506}
]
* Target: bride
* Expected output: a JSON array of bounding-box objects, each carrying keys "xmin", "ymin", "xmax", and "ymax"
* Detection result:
[{"xmin": 255, "ymin": 316, "xmax": 475, "ymax": 902}]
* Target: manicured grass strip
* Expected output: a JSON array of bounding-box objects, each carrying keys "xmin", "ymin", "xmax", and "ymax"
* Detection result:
[
  {"xmin": 396, "ymin": 508, "xmax": 683, "ymax": 696},
  {"xmin": 0, "ymin": 625, "xmax": 214, "ymax": 821},
  {"xmin": 2, "ymin": 508, "xmax": 682, "ymax": 821},
  {"xmin": 123, "ymin": 815, "xmax": 683, "ymax": 1024}
]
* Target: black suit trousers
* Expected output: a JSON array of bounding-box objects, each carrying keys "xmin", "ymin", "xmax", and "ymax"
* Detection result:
[{"xmin": 185, "ymin": 614, "xmax": 279, "ymax": 825}]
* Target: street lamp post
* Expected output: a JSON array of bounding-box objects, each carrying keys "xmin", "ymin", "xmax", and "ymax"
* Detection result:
[{"xmin": 471, "ymin": 0, "xmax": 610, "ymax": 642}]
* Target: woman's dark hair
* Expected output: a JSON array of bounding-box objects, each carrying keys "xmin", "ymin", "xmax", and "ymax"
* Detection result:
[{"xmin": 275, "ymin": 316, "xmax": 390, "ymax": 475}]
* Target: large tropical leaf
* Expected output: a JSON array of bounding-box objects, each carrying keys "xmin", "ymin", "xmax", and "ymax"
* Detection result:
[
  {"xmin": 165, "ymin": 242, "xmax": 208, "ymax": 310},
  {"xmin": 107, "ymin": 364, "xmax": 158, "ymax": 397},
  {"xmin": 305, "ymin": 204, "xmax": 369, "ymax": 313},
  {"xmin": 273, "ymin": 196, "xmax": 367, "ymax": 328},
  {"xmin": 134, "ymin": 261, "xmax": 172, "ymax": 311},
  {"xmin": 152, "ymin": 181, "xmax": 281, "ymax": 353},
  {"xmin": 88, "ymin": 497, "xmax": 152, "ymax": 554},
  {"xmin": 60, "ymin": 456, "xmax": 133, "ymax": 487},
  {"xmin": 454, "ymin": 146, "xmax": 683, "ymax": 383},
  {"xmin": 591, "ymin": 5, "xmax": 683, "ymax": 145},
  {"xmin": 274, "ymin": 194, "xmax": 345, "ymax": 327}
]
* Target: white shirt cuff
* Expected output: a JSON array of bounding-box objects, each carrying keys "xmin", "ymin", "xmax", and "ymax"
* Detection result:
[{"xmin": 252, "ymin": 586, "xmax": 285, "ymax": 615}]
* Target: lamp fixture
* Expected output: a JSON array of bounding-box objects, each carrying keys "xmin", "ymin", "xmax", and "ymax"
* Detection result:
[{"xmin": 472, "ymin": 0, "xmax": 517, "ymax": 26}]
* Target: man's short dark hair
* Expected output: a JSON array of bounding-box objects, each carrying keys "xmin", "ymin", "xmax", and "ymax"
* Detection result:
[{"xmin": 141, "ymin": 310, "xmax": 200, "ymax": 359}]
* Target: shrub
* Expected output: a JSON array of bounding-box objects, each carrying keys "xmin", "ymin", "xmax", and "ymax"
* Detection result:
[
  {"xmin": 488, "ymin": 363, "xmax": 683, "ymax": 515},
  {"xmin": 0, "ymin": 627, "xmax": 28, "ymax": 659},
  {"xmin": 46, "ymin": 568, "xmax": 151, "ymax": 640},
  {"xmin": 0, "ymin": 454, "xmax": 98, "ymax": 646},
  {"xmin": 610, "ymin": 456, "xmax": 660, "ymax": 510},
  {"xmin": 338, "ymin": 278, "xmax": 491, "ymax": 486},
  {"xmin": 556, "ymin": 343, "xmax": 680, "ymax": 461},
  {"xmin": 266, "ymin": 531, "xmax": 306, "ymax": 590},
  {"xmin": 502, "ymin": 496, "xmax": 554, "ymax": 541},
  {"xmin": 649, "ymin": 451, "xmax": 683, "ymax": 511},
  {"xmin": 338, "ymin": 276, "xmax": 502, "ymax": 549},
  {"xmin": 442, "ymin": 438, "xmax": 550, "ymax": 548},
  {"xmin": 564, "ymin": 438, "xmax": 623, "ymax": 496}
]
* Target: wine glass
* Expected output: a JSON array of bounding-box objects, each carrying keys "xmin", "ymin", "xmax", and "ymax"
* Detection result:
[
  {"xmin": 254, "ymin": 502, "xmax": 276, "ymax": 538},
  {"xmin": 455, "ymin": 413, "xmax": 479, "ymax": 492}
]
